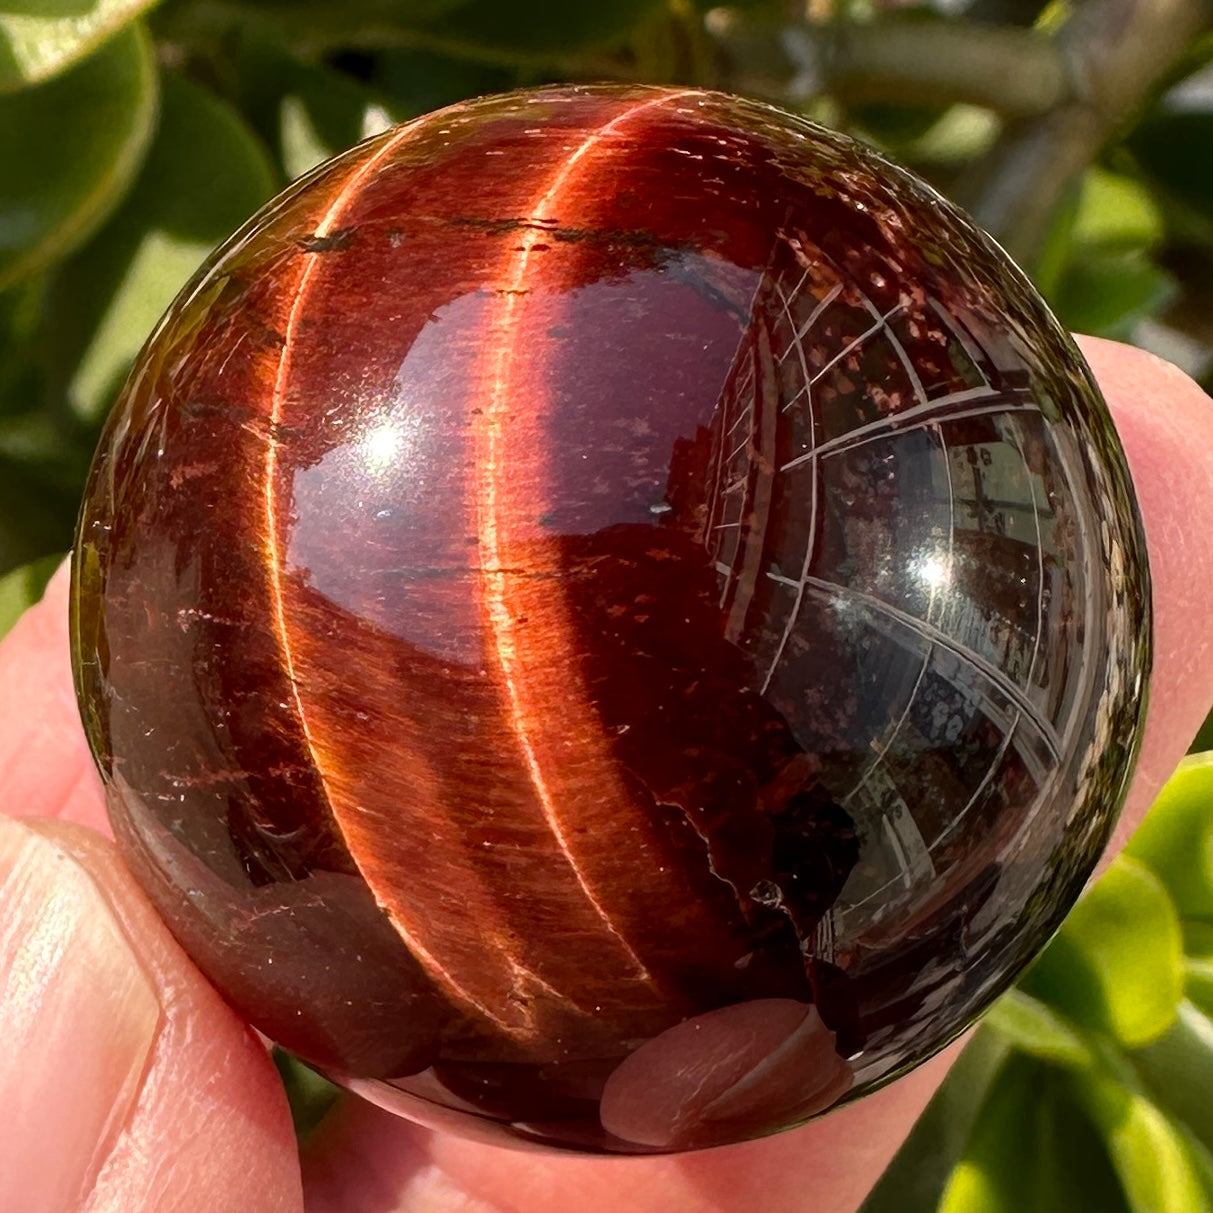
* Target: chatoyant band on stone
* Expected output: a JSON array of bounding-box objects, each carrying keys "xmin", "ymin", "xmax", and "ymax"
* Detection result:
[{"xmin": 71, "ymin": 85, "xmax": 1151, "ymax": 1154}]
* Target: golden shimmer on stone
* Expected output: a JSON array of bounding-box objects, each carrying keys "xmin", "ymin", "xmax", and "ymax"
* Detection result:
[{"xmin": 72, "ymin": 85, "xmax": 1150, "ymax": 1153}]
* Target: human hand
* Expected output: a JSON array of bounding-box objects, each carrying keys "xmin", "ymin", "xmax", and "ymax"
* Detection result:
[{"xmin": 1, "ymin": 335, "xmax": 1210, "ymax": 1213}]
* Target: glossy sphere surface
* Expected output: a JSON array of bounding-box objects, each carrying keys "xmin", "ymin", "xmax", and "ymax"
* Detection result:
[{"xmin": 73, "ymin": 85, "xmax": 1150, "ymax": 1153}]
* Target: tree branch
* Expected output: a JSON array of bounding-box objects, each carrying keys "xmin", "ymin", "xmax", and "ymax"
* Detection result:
[
  {"xmin": 814, "ymin": 20, "xmax": 1067, "ymax": 118},
  {"xmin": 709, "ymin": 1, "xmax": 1212, "ymax": 267},
  {"xmin": 708, "ymin": 11, "xmax": 1068, "ymax": 117},
  {"xmin": 954, "ymin": 0, "xmax": 1213, "ymax": 266}
]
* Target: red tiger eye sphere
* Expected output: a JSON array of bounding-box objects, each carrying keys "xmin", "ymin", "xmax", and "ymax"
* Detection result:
[{"xmin": 71, "ymin": 85, "xmax": 1150, "ymax": 1153}]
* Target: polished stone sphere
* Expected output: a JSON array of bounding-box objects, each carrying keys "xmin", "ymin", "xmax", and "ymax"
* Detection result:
[{"xmin": 72, "ymin": 85, "xmax": 1150, "ymax": 1153}]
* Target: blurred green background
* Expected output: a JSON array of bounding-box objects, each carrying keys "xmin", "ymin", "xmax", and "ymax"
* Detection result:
[{"xmin": 2, "ymin": 0, "xmax": 1212, "ymax": 1207}]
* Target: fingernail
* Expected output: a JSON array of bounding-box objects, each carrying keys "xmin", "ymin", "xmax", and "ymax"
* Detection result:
[{"xmin": 0, "ymin": 818, "xmax": 162, "ymax": 1213}]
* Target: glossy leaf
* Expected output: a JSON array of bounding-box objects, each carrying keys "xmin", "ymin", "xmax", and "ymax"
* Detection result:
[
  {"xmin": 186, "ymin": 0, "xmax": 483, "ymax": 59},
  {"xmin": 0, "ymin": 551, "xmax": 58, "ymax": 639},
  {"xmin": 44, "ymin": 69, "xmax": 275, "ymax": 423},
  {"xmin": 859, "ymin": 1029, "xmax": 1013, "ymax": 1213},
  {"xmin": 1130, "ymin": 1001, "xmax": 1213, "ymax": 1152},
  {"xmin": 1126, "ymin": 752, "xmax": 1213, "ymax": 921},
  {"xmin": 0, "ymin": 0, "xmax": 160, "ymax": 91},
  {"xmin": 1074, "ymin": 1069, "xmax": 1213, "ymax": 1213},
  {"xmin": 1071, "ymin": 167, "xmax": 1164, "ymax": 252},
  {"xmin": 984, "ymin": 987, "xmax": 1093, "ymax": 1068},
  {"xmin": 1021, "ymin": 855, "xmax": 1184, "ymax": 1048},
  {"xmin": 939, "ymin": 1055, "xmax": 1126, "ymax": 1213},
  {"xmin": 1031, "ymin": 176, "xmax": 1082, "ymax": 299},
  {"xmin": 0, "ymin": 23, "xmax": 156, "ymax": 292},
  {"xmin": 1186, "ymin": 924, "xmax": 1213, "ymax": 1018}
]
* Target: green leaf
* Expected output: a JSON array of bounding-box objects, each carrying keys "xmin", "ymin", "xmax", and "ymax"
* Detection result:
[
  {"xmin": 0, "ymin": 22, "xmax": 157, "ymax": 291},
  {"xmin": 0, "ymin": 0, "xmax": 160, "ymax": 91},
  {"xmin": 231, "ymin": 36, "xmax": 403, "ymax": 179},
  {"xmin": 239, "ymin": 0, "xmax": 472, "ymax": 22},
  {"xmin": 0, "ymin": 457, "xmax": 78, "ymax": 574},
  {"xmin": 1129, "ymin": 109, "xmax": 1213, "ymax": 232},
  {"xmin": 0, "ymin": 552, "xmax": 58, "ymax": 639},
  {"xmin": 43, "ymin": 69, "xmax": 275, "ymax": 423},
  {"xmin": 1072, "ymin": 167, "xmax": 1164, "ymax": 252},
  {"xmin": 1031, "ymin": 175, "xmax": 1082, "ymax": 298},
  {"xmin": 1188, "ymin": 958, "xmax": 1213, "ymax": 1021},
  {"xmin": 849, "ymin": 102, "xmax": 947, "ymax": 151},
  {"xmin": 1188, "ymin": 923, "xmax": 1213, "ymax": 958},
  {"xmin": 984, "ymin": 987, "xmax": 1094, "ymax": 1068},
  {"xmin": 1126, "ymin": 752, "xmax": 1213, "ymax": 922},
  {"xmin": 859, "ymin": 1028, "xmax": 1013, "ymax": 1213},
  {"xmin": 1050, "ymin": 249, "xmax": 1177, "ymax": 340},
  {"xmin": 900, "ymin": 103, "xmax": 1001, "ymax": 166},
  {"xmin": 0, "ymin": 274, "xmax": 46, "ymax": 415},
  {"xmin": 424, "ymin": 0, "xmax": 667, "ymax": 56},
  {"xmin": 272, "ymin": 1048, "xmax": 340, "ymax": 1142},
  {"xmin": 370, "ymin": 47, "xmax": 516, "ymax": 121},
  {"xmin": 1073, "ymin": 1070, "xmax": 1213, "ymax": 1213},
  {"xmin": 1038, "ymin": 166, "xmax": 1171, "ymax": 330},
  {"xmin": 1021, "ymin": 854, "xmax": 1184, "ymax": 1048},
  {"xmin": 1130, "ymin": 1001, "xmax": 1213, "ymax": 1153},
  {"xmin": 1194, "ymin": 715, "xmax": 1213, "ymax": 755},
  {"xmin": 939, "ymin": 1056, "xmax": 1126, "ymax": 1213},
  {"xmin": 181, "ymin": 0, "xmax": 476, "ymax": 59}
]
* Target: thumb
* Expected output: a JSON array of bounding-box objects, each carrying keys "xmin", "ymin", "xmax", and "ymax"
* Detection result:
[{"xmin": 0, "ymin": 817, "xmax": 302, "ymax": 1213}]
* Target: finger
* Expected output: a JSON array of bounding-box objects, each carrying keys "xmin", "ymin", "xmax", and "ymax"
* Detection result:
[
  {"xmin": 0, "ymin": 816, "xmax": 303, "ymax": 1213},
  {"xmin": 301, "ymin": 1043, "xmax": 965, "ymax": 1213},
  {"xmin": 301, "ymin": 337, "xmax": 1213, "ymax": 1213},
  {"xmin": 0, "ymin": 562, "xmax": 108, "ymax": 832},
  {"xmin": 1075, "ymin": 336, "xmax": 1213, "ymax": 857}
]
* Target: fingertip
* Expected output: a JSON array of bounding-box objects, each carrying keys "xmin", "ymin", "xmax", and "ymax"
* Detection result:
[
  {"xmin": 1076, "ymin": 338, "xmax": 1213, "ymax": 843},
  {"xmin": 0, "ymin": 561, "xmax": 109, "ymax": 833}
]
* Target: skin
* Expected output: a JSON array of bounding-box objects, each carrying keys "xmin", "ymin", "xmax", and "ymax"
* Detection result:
[{"xmin": 0, "ymin": 336, "xmax": 1210, "ymax": 1213}]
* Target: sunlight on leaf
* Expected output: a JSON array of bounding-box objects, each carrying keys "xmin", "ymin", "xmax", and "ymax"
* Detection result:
[
  {"xmin": 1021, "ymin": 855, "xmax": 1184, "ymax": 1048},
  {"xmin": 1127, "ymin": 752, "xmax": 1213, "ymax": 921},
  {"xmin": 939, "ymin": 1056, "xmax": 1124, "ymax": 1213},
  {"xmin": 984, "ymin": 988, "xmax": 1093, "ymax": 1068},
  {"xmin": 45, "ymin": 69, "xmax": 274, "ymax": 423},
  {"xmin": 0, "ymin": 23, "xmax": 156, "ymax": 291},
  {"xmin": 1073, "ymin": 168, "xmax": 1164, "ymax": 251},
  {"xmin": 0, "ymin": 0, "xmax": 160, "ymax": 91},
  {"xmin": 1074, "ymin": 1070, "xmax": 1213, "ymax": 1213},
  {"xmin": 859, "ymin": 1030, "xmax": 1012, "ymax": 1213}
]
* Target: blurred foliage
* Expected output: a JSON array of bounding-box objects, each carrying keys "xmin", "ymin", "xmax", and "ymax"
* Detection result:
[
  {"xmin": 864, "ymin": 755, "xmax": 1213, "ymax": 1213},
  {"xmin": 0, "ymin": 0, "xmax": 1211, "ymax": 1205}
]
